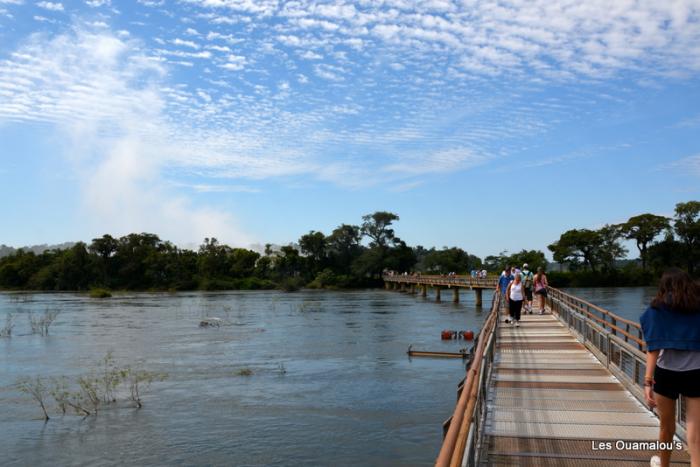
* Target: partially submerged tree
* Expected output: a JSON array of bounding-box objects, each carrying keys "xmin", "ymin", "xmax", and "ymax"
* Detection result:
[
  {"xmin": 16, "ymin": 377, "xmax": 51, "ymax": 421},
  {"xmin": 27, "ymin": 309, "xmax": 59, "ymax": 336},
  {"xmin": 1, "ymin": 312, "xmax": 15, "ymax": 337},
  {"xmin": 17, "ymin": 354, "xmax": 166, "ymax": 420}
]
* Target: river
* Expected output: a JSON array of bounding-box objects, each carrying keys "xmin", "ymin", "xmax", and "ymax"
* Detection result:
[
  {"xmin": 0, "ymin": 289, "xmax": 493, "ymax": 467},
  {"xmin": 0, "ymin": 286, "xmax": 655, "ymax": 466}
]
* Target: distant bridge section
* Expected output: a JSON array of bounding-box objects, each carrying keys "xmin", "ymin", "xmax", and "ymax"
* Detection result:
[{"xmin": 382, "ymin": 274, "xmax": 498, "ymax": 305}]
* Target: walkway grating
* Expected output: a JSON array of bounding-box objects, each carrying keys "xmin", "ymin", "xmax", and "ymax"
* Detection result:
[{"xmin": 481, "ymin": 313, "xmax": 691, "ymax": 466}]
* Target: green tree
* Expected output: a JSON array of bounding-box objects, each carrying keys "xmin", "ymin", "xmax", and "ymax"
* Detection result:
[
  {"xmin": 505, "ymin": 250, "xmax": 547, "ymax": 272},
  {"xmin": 596, "ymin": 224, "xmax": 628, "ymax": 272},
  {"xmin": 673, "ymin": 201, "xmax": 700, "ymax": 274},
  {"xmin": 549, "ymin": 229, "xmax": 602, "ymax": 271},
  {"xmin": 198, "ymin": 237, "xmax": 232, "ymax": 279},
  {"xmin": 327, "ymin": 224, "xmax": 362, "ymax": 274},
  {"xmin": 361, "ymin": 211, "xmax": 400, "ymax": 249},
  {"xmin": 420, "ymin": 247, "xmax": 482, "ymax": 274},
  {"xmin": 89, "ymin": 234, "xmax": 118, "ymax": 287},
  {"xmin": 229, "ymin": 249, "xmax": 260, "ymax": 278},
  {"xmin": 55, "ymin": 243, "xmax": 93, "ymax": 290},
  {"xmin": 298, "ymin": 231, "xmax": 327, "ymax": 276},
  {"xmin": 622, "ymin": 214, "xmax": 670, "ymax": 270}
]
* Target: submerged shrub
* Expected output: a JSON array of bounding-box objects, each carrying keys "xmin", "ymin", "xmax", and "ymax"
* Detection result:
[{"xmin": 89, "ymin": 288, "xmax": 112, "ymax": 298}]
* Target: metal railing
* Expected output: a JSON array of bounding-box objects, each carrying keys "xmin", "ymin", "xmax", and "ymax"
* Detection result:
[
  {"xmin": 435, "ymin": 289, "xmax": 501, "ymax": 467},
  {"xmin": 383, "ymin": 274, "xmax": 498, "ymax": 289},
  {"xmin": 546, "ymin": 287, "xmax": 687, "ymax": 443}
]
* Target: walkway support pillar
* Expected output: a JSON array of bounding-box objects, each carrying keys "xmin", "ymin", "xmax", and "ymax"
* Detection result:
[
  {"xmin": 435, "ymin": 287, "xmax": 441, "ymax": 302},
  {"xmin": 410, "ymin": 284, "xmax": 416, "ymax": 295},
  {"xmin": 475, "ymin": 288, "xmax": 483, "ymax": 307},
  {"xmin": 452, "ymin": 287, "xmax": 459, "ymax": 303},
  {"xmin": 421, "ymin": 285, "xmax": 427, "ymax": 297},
  {"xmin": 400, "ymin": 282, "xmax": 406, "ymax": 292},
  {"xmin": 385, "ymin": 281, "xmax": 391, "ymax": 290}
]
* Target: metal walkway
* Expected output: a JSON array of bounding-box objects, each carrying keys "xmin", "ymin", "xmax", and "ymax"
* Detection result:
[{"xmin": 480, "ymin": 313, "xmax": 691, "ymax": 466}]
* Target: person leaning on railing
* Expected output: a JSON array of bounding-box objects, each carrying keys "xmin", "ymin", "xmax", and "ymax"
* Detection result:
[{"xmin": 640, "ymin": 268, "xmax": 700, "ymax": 467}]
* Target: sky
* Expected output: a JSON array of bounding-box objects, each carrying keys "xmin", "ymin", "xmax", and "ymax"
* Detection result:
[{"xmin": 0, "ymin": 0, "xmax": 699, "ymax": 259}]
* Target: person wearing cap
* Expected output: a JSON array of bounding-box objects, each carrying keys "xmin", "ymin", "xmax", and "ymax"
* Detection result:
[
  {"xmin": 521, "ymin": 263, "xmax": 534, "ymax": 313},
  {"xmin": 498, "ymin": 266, "xmax": 514, "ymax": 321}
]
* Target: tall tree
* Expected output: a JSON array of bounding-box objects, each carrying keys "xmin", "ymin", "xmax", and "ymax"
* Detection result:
[
  {"xmin": 327, "ymin": 224, "xmax": 362, "ymax": 274},
  {"xmin": 596, "ymin": 224, "xmax": 628, "ymax": 272},
  {"xmin": 298, "ymin": 231, "xmax": 328, "ymax": 275},
  {"xmin": 673, "ymin": 201, "xmax": 700, "ymax": 274},
  {"xmin": 549, "ymin": 229, "xmax": 602, "ymax": 271},
  {"xmin": 361, "ymin": 212, "xmax": 400, "ymax": 249},
  {"xmin": 89, "ymin": 234, "xmax": 118, "ymax": 286},
  {"xmin": 622, "ymin": 214, "xmax": 670, "ymax": 270}
]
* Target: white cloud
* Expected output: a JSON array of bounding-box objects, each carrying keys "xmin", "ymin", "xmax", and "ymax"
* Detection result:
[
  {"xmin": 172, "ymin": 38, "xmax": 200, "ymax": 49},
  {"xmin": 219, "ymin": 53, "xmax": 246, "ymax": 70},
  {"xmin": 36, "ymin": 1, "xmax": 63, "ymax": 11},
  {"xmin": 0, "ymin": 29, "xmax": 254, "ymax": 245}
]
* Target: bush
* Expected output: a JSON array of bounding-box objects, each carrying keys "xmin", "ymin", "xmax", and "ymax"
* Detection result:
[{"xmin": 89, "ymin": 288, "xmax": 112, "ymax": 298}]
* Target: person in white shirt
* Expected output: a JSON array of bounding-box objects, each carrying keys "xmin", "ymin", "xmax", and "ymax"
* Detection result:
[{"xmin": 505, "ymin": 273, "xmax": 525, "ymax": 327}]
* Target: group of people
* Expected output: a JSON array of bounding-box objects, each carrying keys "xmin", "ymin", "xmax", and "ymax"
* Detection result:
[
  {"xmin": 496, "ymin": 263, "xmax": 548, "ymax": 327},
  {"xmin": 470, "ymin": 269, "xmax": 488, "ymax": 278}
]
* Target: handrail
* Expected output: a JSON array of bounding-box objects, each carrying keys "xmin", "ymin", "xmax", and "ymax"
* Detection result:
[
  {"xmin": 546, "ymin": 287, "xmax": 688, "ymax": 444},
  {"xmin": 547, "ymin": 288, "xmax": 645, "ymax": 350},
  {"xmin": 549, "ymin": 287, "xmax": 642, "ymax": 329},
  {"xmin": 435, "ymin": 287, "xmax": 501, "ymax": 467}
]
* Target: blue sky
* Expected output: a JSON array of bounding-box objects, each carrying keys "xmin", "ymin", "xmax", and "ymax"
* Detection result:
[{"xmin": 0, "ymin": 0, "xmax": 699, "ymax": 259}]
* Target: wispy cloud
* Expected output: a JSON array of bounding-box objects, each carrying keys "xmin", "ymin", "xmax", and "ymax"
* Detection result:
[
  {"xmin": 0, "ymin": 28, "xmax": 253, "ymax": 245},
  {"xmin": 663, "ymin": 154, "xmax": 700, "ymax": 177}
]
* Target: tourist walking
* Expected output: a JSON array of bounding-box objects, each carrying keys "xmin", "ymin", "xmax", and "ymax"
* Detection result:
[
  {"xmin": 521, "ymin": 263, "xmax": 534, "ymax": 313},
  {"xmin": 533, "ymin": 267, "xmax": 548, "ymax": 314},
  {"xmin": 498, "ymin": 266, "xmax": 514, "ymax": 321},
  {"xmin": 506, "ymin": 273, "xmax": 525, "ymax": 327},
  {"xmin": 641, "ymin": 268, "xmax": 700, "ymax": 467}
]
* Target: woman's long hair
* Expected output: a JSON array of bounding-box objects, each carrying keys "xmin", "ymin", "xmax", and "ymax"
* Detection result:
[{"xmin": 651, "ymin": 268, "xmax": 700, "ymax": 313}]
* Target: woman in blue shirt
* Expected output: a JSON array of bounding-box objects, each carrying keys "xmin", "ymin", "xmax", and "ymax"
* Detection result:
[{"xmin": 641, "ymin": 268, "xmax": 700, "ymax": 467}]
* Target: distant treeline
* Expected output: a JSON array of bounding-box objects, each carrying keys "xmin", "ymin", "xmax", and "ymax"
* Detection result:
[
  {"xmin": 0, "ymin": 202, "xmax": 697, "ymax": 292},
  {"xmin": 0, "ymin": 212, "xmax": 480, "ymax": 292},
  {"xmin": 542, "ymin": 201, "xmax": 699, "ymax": 286}
]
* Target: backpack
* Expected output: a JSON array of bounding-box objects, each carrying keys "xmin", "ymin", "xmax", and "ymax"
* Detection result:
[{"xmin": 523, "ymin": 270, "xmax": 533, "ymax": 288}]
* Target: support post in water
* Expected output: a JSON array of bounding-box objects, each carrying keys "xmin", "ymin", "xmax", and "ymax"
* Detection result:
[
  {"xmin": 452, "ymin": 287, "xmax": 459, "ymax": 303},
  {"xmin": 475, "ymin": 288, "xmax": 482, "ymax": 307}
]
